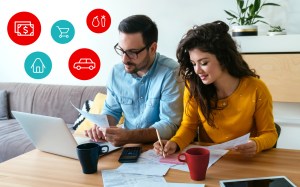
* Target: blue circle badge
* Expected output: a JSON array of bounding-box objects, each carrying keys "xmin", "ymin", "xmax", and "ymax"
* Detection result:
[
  {"xmin": 51, "ymin": 20, "xmax": 75, "ymax": 44},
  {"xmin": 24, "ymin": 52, "xmax": 52, "ymax": 79}
]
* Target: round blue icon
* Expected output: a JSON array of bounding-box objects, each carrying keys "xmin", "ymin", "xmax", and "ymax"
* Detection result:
[
  {"xmin": 24, "ymin": 52, "xmax": 52, "ymax": 79},
  {"xmin": 51, "ymin": 20, "xmax": 75, "ymax": 44}
]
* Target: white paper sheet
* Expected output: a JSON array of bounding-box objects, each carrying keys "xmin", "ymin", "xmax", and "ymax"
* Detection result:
[
  {"xmin": 200, "ymin": 133, "xmax": 250, "ymax": 150},
  {"xmin": 116, "ymin": 163, "xmax": 171, "ymax": 176},
  {"xmin": 140, "ymin": 133, "xmax": 250, "ymax": 172},
  {"xmin": 134, "ymin": 182, "xmax": 205, "ymax": 187},
  {"xmin": 71, "ymin": 102, "xmax": 109, "ymax": 128},
  {"xmin": 102, "ymin": 169, "xmax": 166, "ymax": 187},
  {"xmin": 171, "ymin": 133, "xmax": 249, "ymax": 171}
]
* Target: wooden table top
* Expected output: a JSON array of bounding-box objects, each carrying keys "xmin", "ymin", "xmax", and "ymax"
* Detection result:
[{"xmin": 0, "ymin": 145, "xmax": 299, "ymax": 187}]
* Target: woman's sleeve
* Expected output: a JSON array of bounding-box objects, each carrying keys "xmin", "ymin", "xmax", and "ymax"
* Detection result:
[
  {"xmin": 170, "ymin": 87, "xmax": 200, "ymax": 151},
  {"xmin": 251, "ymin": 80, "xmax": 278, "ymax": 152}
]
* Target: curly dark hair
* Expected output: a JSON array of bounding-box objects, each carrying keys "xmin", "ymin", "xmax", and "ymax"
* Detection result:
[{"xmin": 176, "ymin": 21, "xmax": 259, "ymax": 127}]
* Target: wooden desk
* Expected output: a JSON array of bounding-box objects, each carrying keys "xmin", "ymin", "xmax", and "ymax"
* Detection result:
[{"xmin": 0, "ymin": 146, "xmax": 299, "ymax": 187}]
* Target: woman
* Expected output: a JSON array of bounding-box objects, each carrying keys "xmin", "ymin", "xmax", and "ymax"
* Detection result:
[{"xmin": 154, "ymin": 21, "xmax": 278, "ymax": 157}]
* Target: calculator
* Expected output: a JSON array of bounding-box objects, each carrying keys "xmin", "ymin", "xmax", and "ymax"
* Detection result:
[{"xmin": 118, "ymin": 146, "xmax": 141, "ymax": 163}]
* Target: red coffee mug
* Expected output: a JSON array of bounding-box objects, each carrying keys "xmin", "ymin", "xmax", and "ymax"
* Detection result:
[{"xmin": 178, "ymin": 147, "xmax": 210, "ymax": 181}]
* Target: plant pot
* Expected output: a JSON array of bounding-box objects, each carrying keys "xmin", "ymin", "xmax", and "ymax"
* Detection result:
[
  {"xmin": 231, "ymin": 25, "xmax": 258, "ymax": 37},
  {"xmin": 267, "ymin": 31, "xmax": 286, "ymax": 36}
]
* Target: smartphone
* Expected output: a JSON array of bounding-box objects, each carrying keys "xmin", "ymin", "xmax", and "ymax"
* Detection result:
[{"xmin": 118, "ymin": 146, "xmax": 141, "ymax": 163}]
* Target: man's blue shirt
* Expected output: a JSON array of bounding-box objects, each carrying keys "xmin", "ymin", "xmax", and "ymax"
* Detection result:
[{"xmin": 102, "ymin": 53, "xmax": 184, "ymax": 139}]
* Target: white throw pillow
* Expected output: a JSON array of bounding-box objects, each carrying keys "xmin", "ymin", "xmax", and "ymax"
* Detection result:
[{"xmin": 72, "ymin": 100, "xmax": 93, "ymax": 130}]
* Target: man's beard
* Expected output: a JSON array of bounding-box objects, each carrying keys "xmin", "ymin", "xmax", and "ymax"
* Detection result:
[{"xmin": 123, "ymin": 54, "xmax": 151, "ymax": 75}]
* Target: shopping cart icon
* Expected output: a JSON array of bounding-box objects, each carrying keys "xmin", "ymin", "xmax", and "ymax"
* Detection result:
[{"xmin": 56, "ymin": 26, "xmax": 69, "ymax": 38}]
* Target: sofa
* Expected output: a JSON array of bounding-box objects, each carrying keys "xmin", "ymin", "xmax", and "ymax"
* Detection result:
[{"xmin": 0, "ymin": 82, "xmax": 106, "ymax": 163}]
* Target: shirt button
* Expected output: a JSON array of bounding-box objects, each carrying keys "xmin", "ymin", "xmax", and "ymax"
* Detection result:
[
  {"xmin": 222, "ymin": 102, "xmax": 226, "ymax": 106},
  {"xmin": 140, "ymin": 97, "xmax": 143, "ymax": 99}
]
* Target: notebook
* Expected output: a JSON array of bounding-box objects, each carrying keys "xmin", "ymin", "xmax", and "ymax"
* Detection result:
[{"xmin": 12, "ymin": 111, "xmax": 120, "ymax": 159}]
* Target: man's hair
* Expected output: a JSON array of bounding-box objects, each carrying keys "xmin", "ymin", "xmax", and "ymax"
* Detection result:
[{"xmin": 118, "ymin": 15, "xmax": 158, "ymax": 47}]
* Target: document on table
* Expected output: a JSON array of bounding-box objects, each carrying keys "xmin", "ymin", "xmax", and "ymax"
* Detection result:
[
  {"xmin": 102, "ymin": 169, "xmax": 166, "ymax": 187},
  {"xmin": 134, "ymin": 182, "xmax": 205, "ymax": 187},
  {"xmin": 140, "ymin": 133, "xmax": 250, "ymax": 172},
  {"xmin": 71, "ymin": 102, "xmax": 109, "ymax": 128},
  {"xmin": 116, "ymin": 163, "xmax": 171, "ymax": 176},
  {"xmin": 202, "ymin": 133, "xmax": 250, "ymax": 150}
]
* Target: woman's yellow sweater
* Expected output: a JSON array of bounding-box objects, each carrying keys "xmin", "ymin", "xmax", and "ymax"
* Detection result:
[{"xmin": 170, "ymin": 76, "xmax": 278, "ymax": 153}]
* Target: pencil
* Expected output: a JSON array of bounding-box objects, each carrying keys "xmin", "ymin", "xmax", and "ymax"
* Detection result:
[{"xmin": 156, "ymin": 129, "xmax": 165, "ymax": 158}]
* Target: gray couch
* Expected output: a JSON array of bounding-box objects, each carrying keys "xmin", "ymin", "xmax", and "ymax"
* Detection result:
[{"xmin": 0, "ymin": 82, "xmax": 106, "ymax": 163}]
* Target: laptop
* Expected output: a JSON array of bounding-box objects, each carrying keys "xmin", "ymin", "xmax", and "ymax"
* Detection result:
[{"xmin": 12, "ymin": 111, "xmax": 120, "ymax": 159}]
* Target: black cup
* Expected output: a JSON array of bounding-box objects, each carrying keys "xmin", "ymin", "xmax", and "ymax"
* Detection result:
[{"xmin": 76, "ymin": 143, "xmax": 109, "ymax": 174}]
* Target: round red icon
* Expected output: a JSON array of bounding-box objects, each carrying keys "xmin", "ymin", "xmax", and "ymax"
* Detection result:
[
  {"xmin": 86, "ymin": 9, "xmax": 111, "ymax": 33},
  {"xmin": 69, "ymin": 48, "xmax": 101, "ymax": 80},
  {"xmin": 7, "ymin": 12, "xmax": 41, "ymax": 45}
]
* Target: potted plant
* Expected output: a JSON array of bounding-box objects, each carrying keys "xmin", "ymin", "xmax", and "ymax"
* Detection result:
[
  {"xmin": 267, "ymin": 25, "xmax": 286, "ymax": 36},
  {"xmin": 224, "ymin": 0, "xmax": 280, "ymax": 36}
]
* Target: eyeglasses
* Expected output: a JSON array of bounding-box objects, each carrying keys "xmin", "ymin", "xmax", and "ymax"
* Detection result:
[{"xmin": 114, "ymin": 43, "xmax": 148, "ymax": 60}]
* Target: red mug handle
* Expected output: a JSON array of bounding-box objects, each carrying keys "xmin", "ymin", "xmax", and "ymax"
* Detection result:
[{"xmin": 178, "ymin": 153, "xmax": 187, "ymax": 162}]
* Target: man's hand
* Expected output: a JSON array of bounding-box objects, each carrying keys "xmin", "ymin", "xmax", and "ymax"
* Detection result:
[
  {"xmin": 86, "ymin": 126, "xmax": 157, "ymax": 147},
  {"xmin": 102, "ymin": 127, "xmax": 130, "ymax": 147},
  {"xmin": 233, "ymin": 140, "xmax": 257, "ymax": 157},
  {"xmin": 84, "ymin": 125, "xmax": 105, "ymax": 142}
]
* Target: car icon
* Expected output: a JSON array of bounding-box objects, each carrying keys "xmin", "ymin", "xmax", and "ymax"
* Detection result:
[{"xmin": 73, "ymin": 58, "xmax": 96, "ymax": 70}]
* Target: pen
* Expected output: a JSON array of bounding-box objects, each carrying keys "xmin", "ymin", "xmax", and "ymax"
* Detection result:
[{"xmin": 156, "ymin": 129, "xmax": 165, "ymax": 158}]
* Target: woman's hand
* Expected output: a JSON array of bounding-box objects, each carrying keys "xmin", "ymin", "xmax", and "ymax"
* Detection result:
[
  {"xmin": 233, "ymin": 140, "xmax": 257, "ymax": 157},
  {"xmin": 153, "ymin": 140, "xmax": 178, "ymax": 156}
]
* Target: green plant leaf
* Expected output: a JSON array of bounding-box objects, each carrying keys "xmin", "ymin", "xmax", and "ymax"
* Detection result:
[
  {"xmin": 241, "ymin": 7, "xmax": 247, "ymax": 14},
  {"xmin": 224, "ymin": 10, "xmax": 238, "ymax": 18},
  {"xmin": 224, "ymin": 0, "xmax": 281, "ymax": 26},
  {"xmin": 254, "ymin": 15, "xmax": 264, "ymax": 18},
  {"xmin": 237, "ymin": 0, "xmax": 245, "ymax": 10},
  {"xmin": 262, "ymin": 3, "xmax": 280, "ymax": 6},
  {"xmin": 259, "ymin": 20, "xmax": 269, "ymax": 25},
  {"xmin": 249, "ymin": 4, "xmax": 255, "ymax": 16},
  {"xmin": 254, "ymin": 0, "xmax": 261, "ymax": 12}
]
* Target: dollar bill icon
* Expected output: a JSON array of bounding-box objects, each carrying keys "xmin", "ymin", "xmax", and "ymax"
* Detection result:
[{"xmin": 14, "ymin": 21, "xmax": 34, "ymax": 36}]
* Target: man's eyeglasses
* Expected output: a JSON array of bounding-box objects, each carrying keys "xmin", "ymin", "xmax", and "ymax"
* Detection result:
[{"xmin": 114, "ymin": 43, "xmax": 148, "ymax": 60}]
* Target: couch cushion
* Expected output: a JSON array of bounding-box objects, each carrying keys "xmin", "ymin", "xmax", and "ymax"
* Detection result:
[
  {"xmin": 0, "ymin": 83, "xmax": 39, "ymax": 118},
  {"xmin": 73, "ymin": 100, "xmax": 93, "ymax": 130},
  {"xmin": 0, "ymin": 119, "xmax": 35, "ymax": 162},
  {"xmin": 32, "ymin": 85, "xmax": 107, "ymax": 124},
  {"xmin": 0, "ymin": 90, "xmax": 8, "ymax": 120},
  {"xmin": 31, "ymin": 84, "xmax": 85, "ymax": 124},
  {"xmin": 74, "ymin": 93, "xmax": 107, "ymax": 134}
]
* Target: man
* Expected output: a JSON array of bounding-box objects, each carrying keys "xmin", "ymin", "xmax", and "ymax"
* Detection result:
[{"xmin": 85, "ymin": 15, "xmax": 184, "ymax": 146}]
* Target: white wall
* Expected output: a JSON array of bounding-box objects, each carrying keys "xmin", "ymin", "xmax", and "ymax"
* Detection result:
[
  {"xmin": 0, "ymin": 0, "xmax": 299, "ymax": 149},
  {"xmin": 273, "ymin": 102, "xmax": 300, "ymax": 150},
  {"xmin": 0, "ymin": 0, "xmax": 299, "ymax": 86}
]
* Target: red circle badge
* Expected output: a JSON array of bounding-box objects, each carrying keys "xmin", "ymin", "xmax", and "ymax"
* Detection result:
[
  {"xmin": 86, "ymin": 9, "xmax": 111, "ymax": 33},
  {"xmin": 7, "ymin": 12, "xmax": 41, "ymax": 45},
  {"xmin": 69, "ymin": 48, "xmax": 101, "ymax": 80}
]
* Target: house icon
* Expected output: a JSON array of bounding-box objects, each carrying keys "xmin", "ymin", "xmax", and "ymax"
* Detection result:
[{"xmin": 31, "ymin": 58, "xmax": 45, "ymax": 74}]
